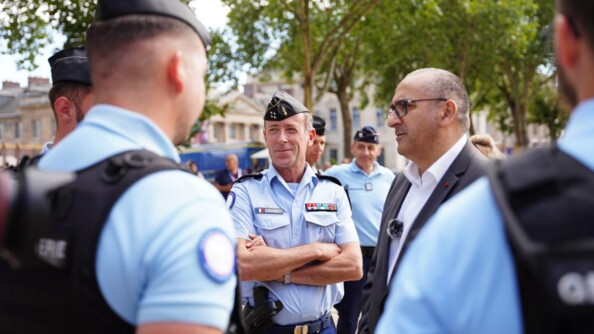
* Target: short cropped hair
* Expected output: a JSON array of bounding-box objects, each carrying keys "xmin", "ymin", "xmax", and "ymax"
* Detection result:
[
  {"xmin": 86, "ymin": 14, "xmax": 198, "ymax": 83},
  {"xmin": 48, "ymin": 82, "xmax": 92, "ymax": 114},
  {"xmin": 407, "ymin": 68, "xmax": 470, "ymax": 132},
  {"xmin": 304, "ymin": 113, "xmax": 314, "ymax": 133}
]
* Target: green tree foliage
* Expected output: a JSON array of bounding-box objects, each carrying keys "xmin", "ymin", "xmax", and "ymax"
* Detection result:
[
  {"xmin": 219, "ymin": 0, "xmax": 378, "ymax": 110},
  {"xmin": 527, "ymin": 83, "xmax": 569, "ymax": 143},
  {"xmin": 0, "ymin": 0, "xmax": 226, "ymax": 143},
  {"xmin": 0, "ymin": 0, "xmax": 96, "ymax": 70},
  {"xmin": 361, "ymin": 0, "xmax": 554, "ymax": 148}
]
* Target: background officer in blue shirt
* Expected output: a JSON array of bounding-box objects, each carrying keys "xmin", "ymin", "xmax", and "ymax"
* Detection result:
[
  {"xmin": 20, "ymin": 0, "xmax": 237, "ymax": 333},
  {"xmin": 324, "ymin": 125, "xmax": 395, "ymax": 334},
  {"xmin": 229, "ymin": 90, "xmax": 363, "ymax": 334},
  {"xmin": 377, "ymin": 1, "xmax": 594, "ymax": 333},
  {"xmin": 45, "ymin": 46, "xmax": 94, "ymax": 152},
  {"xmin": 15, "ymin": 46, "xmax": 93, "ymax": 169}
]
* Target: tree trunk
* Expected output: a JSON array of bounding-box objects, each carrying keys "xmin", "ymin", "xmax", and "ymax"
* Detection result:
[
  {"xmin": 511, "ymin": 105, "xmax": 529, "ymax": 149},
  {"xmin": 297, "ymin": 0, "xmax": 314, "ymax": 110},
  {"xmin": 336, "ymin": 89, "xmax": 352, "ymax": 159}
]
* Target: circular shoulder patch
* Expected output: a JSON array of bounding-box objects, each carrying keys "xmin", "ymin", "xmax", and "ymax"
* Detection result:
[
  {"xmin": 227, "ymin": 191, "xmax": 236, "ymax": 209},
  {"xmin": 198, "ymin": 229, "xmax": 235, "ymax": 283}
]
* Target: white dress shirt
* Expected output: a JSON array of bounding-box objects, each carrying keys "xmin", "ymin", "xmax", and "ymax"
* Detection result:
[{"xmin": 386, "ymin": 135, "xmax": 468, "ymax": 283}]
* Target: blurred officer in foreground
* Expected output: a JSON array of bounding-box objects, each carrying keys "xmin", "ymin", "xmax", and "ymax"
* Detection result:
[
  {"xmin": 0, "ymin": 0, "xmax": 237, "ymax": 333},
  {"xmin": 229, "ymin": 91, "xmax": 362, "ymax": 334},
  {"xmin": 377, "ymin": 1, "xmax": 594, "ymax": 333},
  {"xmin": 358, "ymin": 68, "xmax": 487, "ymax": 334},
  {"xmin": 324, "ymin": 125, "xmax": 394, "ymax": 334},
  {"xmin": 306, "ymin": 115, "xmax": 327, "ymax": 173}
]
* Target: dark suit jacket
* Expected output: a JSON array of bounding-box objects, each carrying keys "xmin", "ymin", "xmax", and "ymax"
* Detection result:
[{"xmin": 358, "ymin": 141, "xmax": 488, "ymax": 334}]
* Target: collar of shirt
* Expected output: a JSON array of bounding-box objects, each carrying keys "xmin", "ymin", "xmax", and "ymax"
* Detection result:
[
  {"xmin": 403, "ymin": 135, "xmax": 468, "ymax": 189},
  {"xmin": 558, "ymin": 98, "xmax": 594, "ymax": 171},
  {"xmin": 86, "ymin": 104, "xmax": 180, "ymax": 161},
  {"xmin": 265, "ymin": 163, "xmax": 319, "ymax": 191},
  {"xmin": 40, "ymin": 141, "xmax": 53, "ymax": 154},
  {"xmin": 350, "ymin": 159, "xmax": 381, "ymax": 177}
]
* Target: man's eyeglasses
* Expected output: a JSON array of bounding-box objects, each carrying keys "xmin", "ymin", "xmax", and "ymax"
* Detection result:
[
  {"xmin": 388, "ymin": 98, "xmax": 448, "ymax": 118},
  {"xmin": 386, "ymin": 219, "xmax": 404, "ymax": 240}
]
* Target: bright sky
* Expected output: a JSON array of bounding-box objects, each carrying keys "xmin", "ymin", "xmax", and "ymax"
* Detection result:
[{"xmin": 0, "ymin": 0, "xmax": 229, "ymax": 87}]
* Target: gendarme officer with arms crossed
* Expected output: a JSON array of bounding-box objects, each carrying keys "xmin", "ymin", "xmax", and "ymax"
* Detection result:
[
  {"xmin": 0, "ymin": 1, "xmax": 237, "ymax": 333},
  {"xmin": 229, "ymin": 91, "xmax": 363, "ymax": 334}
]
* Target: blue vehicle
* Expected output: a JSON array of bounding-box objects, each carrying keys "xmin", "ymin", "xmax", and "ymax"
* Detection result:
[{"xmin": 179, "ymin": 141, "xmax": 267, "ymax": 181}]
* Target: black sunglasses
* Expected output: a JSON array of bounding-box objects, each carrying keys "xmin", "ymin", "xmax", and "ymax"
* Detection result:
[{"xmin": 388, "ymin": 98, "xmax": 448, "ymax": 118}]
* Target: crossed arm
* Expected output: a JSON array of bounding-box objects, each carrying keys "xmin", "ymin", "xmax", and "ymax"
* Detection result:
[{"xmin": 237, "ymin": 235, "xmax": 362, "ymax": 285}]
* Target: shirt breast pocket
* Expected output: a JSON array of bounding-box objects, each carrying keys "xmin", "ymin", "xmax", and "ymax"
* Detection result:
[
  {"xmin": 253, "ymin": 215, "xmax": 290, "ymax": 248},
  {"xmin": 304, "ymin": 212, "xmax": 338, "ymax": 243}
]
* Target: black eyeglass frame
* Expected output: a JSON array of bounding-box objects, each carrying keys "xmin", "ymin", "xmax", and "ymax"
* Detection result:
[{"xmin": 388, "ymin": 98, "xmax": 448, "ymax": 118}]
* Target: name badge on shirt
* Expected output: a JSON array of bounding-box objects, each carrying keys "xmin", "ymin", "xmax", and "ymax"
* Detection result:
[
  {"xmin": 365, "ymin": 182, "xmax": 373, "ymax": 191},
  {"xmin": 255, "ymin": 207, "xmax": 284, "ymax": 215},
  {"xmin": 305, "ymin": 203, "xmax": 337, "ymax": 212}
]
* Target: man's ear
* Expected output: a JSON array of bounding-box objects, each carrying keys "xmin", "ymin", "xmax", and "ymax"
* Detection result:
[
  {"xmin": 440, "ymin": 99, "xmax": 458, "ymax": 127},
  {"xmin": 54, "ymin": 96, "xmax": 74, "ymax": 122},
  {"xmin": 307, "ymin": 128, "xmax": 316, "ymax": 146},
  {"xmin": 167, "ymin": 51, "xmax": 185, "ymax": 93},
  {"xmin": 555, "ymin": 14, "xmax": 579, "ymax": 70}
]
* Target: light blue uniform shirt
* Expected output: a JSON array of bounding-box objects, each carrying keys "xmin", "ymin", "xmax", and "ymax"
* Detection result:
[
  {"xmin": 324, "ymin": 160, "xmax": 395, "ymax": 247},
  {"xmin": 377, "ymin": 100, "xmax": 594, "ymax": 334},
  {"xmin": 38, "ymin": 104, "xmax": 237, "ymax": 330},
  {"xmin": 229, "ymin": 164, "xmax": 359, "ymax": 325}
]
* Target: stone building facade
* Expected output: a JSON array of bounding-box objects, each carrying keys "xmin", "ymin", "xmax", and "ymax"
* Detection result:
[{"xmin": 0, "ymin": 78, "xmax": 54, "ymax": 164}]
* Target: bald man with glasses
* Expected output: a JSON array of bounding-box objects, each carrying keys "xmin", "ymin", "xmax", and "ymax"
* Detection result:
[{"xmin": 358, "ymin": 68, "xmax": 487, "ymax": 334}]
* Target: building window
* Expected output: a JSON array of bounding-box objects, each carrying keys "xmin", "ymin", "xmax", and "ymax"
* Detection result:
[
  {"xmin": 352, "ymin": 107, "xmax": 360, "ymax": 130},
  {"xmin": 229, "ymin": 123, "xmax": 237, "ymax": 139},
  {"xmin": 238, "ymin": 123, "xmax": 246, "ymax": 141},
  {"xmin": 330, "ymin": 149, "xmax": 338, "ymax": 165},
  {"xmin": 250, "ymin": 125, "xmax": 261, "ymax": 142},
  {"xmin": 15, "ymin": 122, "xmax": 22, "ymax": 139},
  {"xmin": 32, "ymin": 119, "xmax": 40, "ymax": 139},
  {"xmin": 376, "ymin": 107, "xmax": 384, "ymax": 127},
  {"xmin": 213, "ymin": 122, "xmax": 225, "ymax": 143},
  {"xmin": 330, "ymin": 108, "xmax": 337, "ymax": 131}
]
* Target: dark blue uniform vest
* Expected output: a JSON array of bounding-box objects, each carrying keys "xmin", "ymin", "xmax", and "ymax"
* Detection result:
[
  {"xmin": 0, "ymin": 150, "xmax": 185, "ymax": 333},
  {"xmin": 489, "ymin": 146, "xmax": 594, "ymax": 334}
]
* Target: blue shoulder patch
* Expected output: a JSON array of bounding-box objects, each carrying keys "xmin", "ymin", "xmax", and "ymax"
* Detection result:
[
  {"xmin": 198, "ymin": 229, "xmax": 235, "ymax": 284},
  {"xmin": 227, "ymin": 191, "xmax": 236, "ymax": 209}
]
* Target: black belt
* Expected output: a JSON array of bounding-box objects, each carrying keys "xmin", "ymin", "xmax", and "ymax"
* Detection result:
[
  {"xmin": 361, "ymin": 246, "xmax": 375, "ymax": 257},
  {"xmin": 270, "ymin": 314, "xmax": 333, "ymax": 334}
]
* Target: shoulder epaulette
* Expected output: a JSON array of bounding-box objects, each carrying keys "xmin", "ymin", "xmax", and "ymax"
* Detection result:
[
  {"xmin": 235, "ymin": 173, "xmax": 264, "ymax": 183},
  {"xmin": 317, "ymin": 174, "xmax": 342, "ymax": 186}
]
